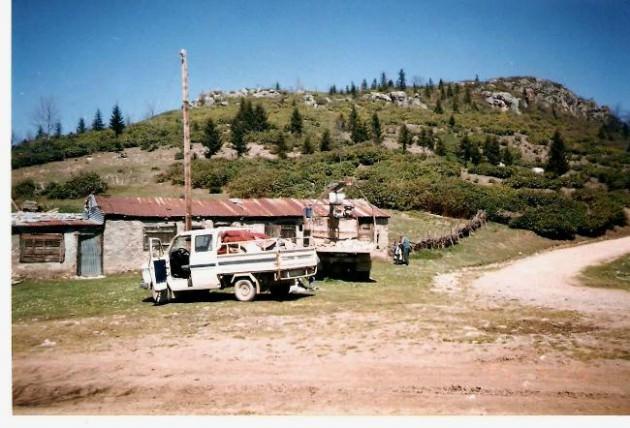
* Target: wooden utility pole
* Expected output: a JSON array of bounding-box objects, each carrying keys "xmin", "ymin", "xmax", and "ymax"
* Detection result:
[{"xmin": 180, "ymin": 49, "xmax": 192, "ymax": 231}]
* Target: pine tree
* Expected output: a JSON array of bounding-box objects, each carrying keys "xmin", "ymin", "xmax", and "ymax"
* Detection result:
[
  {"xmin": 329, "ymin": 85, "xmax": 337, "ymax": 95},
  {"xmin": 387, "ymin": 79, "xmax": 394, "ymax": 88},
  {"xmin": 349, "ymin": 105, "xmax": 368, "ymax": 143},
  {"xmin": 350, "ymin": 81, "xmax": 357, "ymax": 97},
  {"xmin": 320, "ymin": 129, "xmax": 332, "ymax": 151},
  {"xmin": 502, "ymin": 146, "xmax": 514, "ymax": 166},
  {"xmin": 36, "ymin": 125, "xmax": 45, "ymax": 139},
  {"xmin": 274, "ymin": 132, "xmax": 288, "ymax": 159},
  {"xmin": 546, "ymin": 130, "xmax": 569, "ymax": 175},
  {"xmin": 54, "ymin": 122, "xmax": 62, "ymax": 138},
  {"xmin": 360, "ymin": 79, "xmax": 368, "ymax": 92},
  {"xmin": 275, "ymin": 82, "xmax": 281, "ymax": 91},
  {"xmin": 252, "ymin": 104, "xmax": 269, "ymax": 131},
  {"xmin": 435, "ymin": 138, "xmax": 446, "ymax": 156},
  {"xmin": 428, "ymin": 78, "xmax": 434, "ymax": 90},
  {"xmin": 475, "ymin": 74, "xmax": 480, "ymax": 85},
  {"xmin": 397, "ymin": 69, "xmax": 406, "ymax": 90},
  {"xmin": 201, "ymin": 118, "xmax": 222, "ymax": 158},
  {"xmin": 379, "ymin": 72, "xmax": 387, "ymax": 90},
  {"xmin": 371, "ymin": 112, "xmax": 382, "ymax": 144},
  {"xmin": 434, "ymin": 99, "xmax": 444, "ymax": 114},
  {"xmin": 470, "ymin": 142, "xmax": 482, "ymax": 165},
  {"xmin": 483, "ymin": 136, "xmax": 501, "ymax": 165},
  {"xmin": 371, "ymin": 78, "xmax": 377, "ymax": 90},
  {"xmin": 76, "ymin": 118, "xmax": 86, "ymax": 134},
  {"xmin": 448, "ymin": 114, "xmax": 456, "ymax": 127},
  {"xmin": 458, "ymin": 135, "xmax": 472, "ymax": 163},
  {"xmin": 231, "ymin": 120, "xmax": 248, "ymax": 157},
  {"xmin": 398, "ymin": 124, "xmax": 411, "ymax": 153},
  {"xmin": 302, "ymin": 136, "xmax": 314, "ymax": 154},
  {"xmin": 92, "ymin": 109, "xmax": 105, "ymax": 131},
  {"xmin": 289, "ymin": 106, "xmax": 303, "ymax": 134},
  {"xmin": 109, "ymin": 104, "xmax": 125, "ymax": 136}
]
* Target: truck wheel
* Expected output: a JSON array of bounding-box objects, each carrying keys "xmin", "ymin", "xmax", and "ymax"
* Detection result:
[
  {"xmin": 234, "ymin": 278, "xmax": 256, "ymax": 302},
  {"xmin": 270, "ymin": 284, "xmax": 291, "ymax": 298}
]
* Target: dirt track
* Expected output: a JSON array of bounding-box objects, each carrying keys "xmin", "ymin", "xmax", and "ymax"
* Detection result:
[
  {"xmin": 470, "ymin": 236, "xmax": 630, "ymax": 315},
  {"xmin": 12, "ymin": 238, "xmax": 630, "ymax": 415}
]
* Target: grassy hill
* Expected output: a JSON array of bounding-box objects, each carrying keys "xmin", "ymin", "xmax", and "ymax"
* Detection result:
[{"xmin": 11, "ymin": 76, "xmax": 630, "ymax": 238}]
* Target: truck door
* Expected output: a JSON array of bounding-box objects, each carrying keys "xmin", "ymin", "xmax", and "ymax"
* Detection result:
[
  {"xmin": 189, "ymin": 233, "xmax": 220, "ymax": 289},
  {"xmin": 148, "ymin": 237, "xmax": 168, "ymax": 291}
]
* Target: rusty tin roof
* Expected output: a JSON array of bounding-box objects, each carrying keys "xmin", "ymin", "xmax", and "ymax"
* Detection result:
[
  {"xmin": 12, "ymin": 212, "xmax": 102, "ymax": 228},
  {"xmin": 94, "ymin": 196, "xmax": 389, "ymax": 219}
]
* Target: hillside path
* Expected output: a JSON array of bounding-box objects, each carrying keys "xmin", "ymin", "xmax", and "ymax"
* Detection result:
[{"xmin": 470, "ymin": 236, "xmax": 630, "ymax": 314}]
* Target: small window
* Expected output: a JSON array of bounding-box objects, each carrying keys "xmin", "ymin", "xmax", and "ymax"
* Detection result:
[
  {"xmin": 20, "ymin": 233, "xmax": 65, "ymax": 263},
  {"xmin": 195, "ymin": 234, "xmax": 213, "ymax": 252},
  {"xmin": 143, "ymin": 224, "xmax": 177, "ymax": 250}
]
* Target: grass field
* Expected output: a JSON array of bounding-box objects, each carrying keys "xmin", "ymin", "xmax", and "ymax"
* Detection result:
[{"xmin": 579, "ymin": 253, "xmax": 630, "ymax": 291}]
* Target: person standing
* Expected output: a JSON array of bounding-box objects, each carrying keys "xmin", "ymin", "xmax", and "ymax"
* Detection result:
[{"xmin": 401, "ymin": 235, "xmax": 411, "ymax": 265}]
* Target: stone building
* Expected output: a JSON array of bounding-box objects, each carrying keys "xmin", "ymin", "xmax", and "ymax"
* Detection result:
[
  {"xmin": 11, "ymin": 212, "xmax": 104, "ymax": 278},
  {"xmin": 11, "ymin": 195, "xmax": 389, "ymax": 278}
]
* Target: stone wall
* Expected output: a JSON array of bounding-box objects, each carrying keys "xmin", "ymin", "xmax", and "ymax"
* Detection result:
[
  {"xmin": 103, "ymin": 219, "xmax": 147, "ymax": 274},
  {"xmin": 12, "ymin": 231, "xmax": 79, "ymax": 277}
]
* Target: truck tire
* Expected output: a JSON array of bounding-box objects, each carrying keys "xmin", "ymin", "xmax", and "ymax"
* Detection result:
[
  {"xmin": 270, "ymin": 283, "xmax": 291, "ymax": 298},
  {"xmin": 234, "ymin": 278, "xmax": 256, "ymax": 302}
]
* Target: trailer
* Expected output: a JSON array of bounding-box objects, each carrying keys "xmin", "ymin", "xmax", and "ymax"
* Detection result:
[{"xmin": 141, "ymin": 227, "xmax": 318, "ymax": 304}]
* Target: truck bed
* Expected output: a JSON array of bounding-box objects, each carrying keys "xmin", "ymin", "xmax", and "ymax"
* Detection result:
[{"xmin": 215, "ymin": 246, "xmax": 318, "ymax": 278}]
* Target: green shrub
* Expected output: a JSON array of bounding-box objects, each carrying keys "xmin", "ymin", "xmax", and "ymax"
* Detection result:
[
  {"xmin": 42, "ymin": 172, "xmax": 108, "ymax": 199},
  {"xmin": 468, "ymin": 163, "xmax": 513, "ymax": 179},
  {"xmin": 12, "ymin": 178, "xmax": 39, "ymax": 200},
  {"xmin": 509, "ymin": 201, "xmax": 582, "ymax": 239}
]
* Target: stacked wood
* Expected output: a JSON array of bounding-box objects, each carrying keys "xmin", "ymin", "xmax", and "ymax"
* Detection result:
[{"xmin": 412, "ymin": 210, "xmax": 487, "ymax": 250}]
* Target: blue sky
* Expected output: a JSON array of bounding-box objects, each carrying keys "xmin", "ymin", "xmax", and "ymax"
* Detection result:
[{"xmin": 11, "ymin": 0, "xmax": 630, "ymax": 139}]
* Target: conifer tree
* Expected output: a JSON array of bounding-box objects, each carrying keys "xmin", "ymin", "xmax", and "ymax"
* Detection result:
[
  {"xmin": 36, "ymin": 125, "xmax": 45, "ymax": 139},
  {"xmin": 502, "ymin": 146, "xmax": 514, "ymax": 166},
  {"xmin": 546, "ymin": 130, "xmax": 569, "ymax": 175},
  {"xmin": 434, "ymin": 99, "xmax": 444, "ymax": 114},
  {"xmin": 252, "ymin": 104, "xmax": 269, "ymax": 131},
  {"xmin": 92, "ymin": 109, "xmax": 105, "ymax": 131},
  {"xmin": 371, "ymin": 112, "xmax": 382, "ymax": 144},
  {"xmin": 371, "ymin": 78, "xmax": 377, "ymax": 90},
  {"xmin": 231, "ymin": 120, "xmax": 248, "ymax": 157},
  {"xmin": 109, "ymin": 104, "xmax": 125, "ymax": 136},
  {"xmin": 398, "ymin": 124, "xmax": 411, "ymax": 153},
  {"xmin": 379, "ymin": 72, "xmax": 387, "ymax": 90},
  {"xmin": 435, "ymin": 138, "xmax": 446, "ymax": 156},
  {"xmin": 387, "ymin": 79, "xmax": 394, "ymax": 88},
  {"xmin": 483, "ymin": 136, "xmax": 501, "ymax": 165},
  {"xmin": 397, "ymin": 69, "xmax": 406, "ymax": 90},
  {"xmin": 350, "ymin": 82, "xmax": 357, "ymax": 97},
  {"xmin": 274, "ymin": 132, "xmax": 288, "ymax": 159},
  {"xmin": 329, "ymin": 85, "xmax": 337, "ymax": 95},
  {"xmin": 275, "ymin": 82, "xmax": 281, "ymax": 91},
  {"xmin": 470, "ymin": 142, "xmax": 482, "ymax": 165},
  {"xmin": 361, "ymin": 79, "xmax": 368, "ymax": 92},
  {"xmin": 458, "ymin": 135, "xmax": 472, "ymax": 163},
  {"xmin": 76, "ymin": 118, "xmax": 86, "ymax": 134},
  {"xmin": 320, "ymin": 129, "xmax": 332, "ymax": 151},
  {"xmin": 428, "ymin": 78, "xmax": 434, "ymax": 90},
  {"xmin": 348, "ymin": 105, "xmax": 368, "ymax": 143},
  {"xmin": 302, "ymin": 136, "xmax": 314, "ymax": 154},
  {"xmin": 201, "ymin": 118, "xmax": 222, "ymax": 158},
  {"xmin": 448, "ymin": 114, "xmax": 456, "ymax": 127},
  {"xmin": 289, "ymin": 106, "xmax": 303, "ymax": 134},
  {"xmin": 475, "ymin": 74, "xmax": 480, "ymax": 84}
]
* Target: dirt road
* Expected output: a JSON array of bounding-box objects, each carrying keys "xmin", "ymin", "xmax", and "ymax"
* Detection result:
[{"xmin": 470, "ymin": 236, "xmax": 630, "ymax": 315}]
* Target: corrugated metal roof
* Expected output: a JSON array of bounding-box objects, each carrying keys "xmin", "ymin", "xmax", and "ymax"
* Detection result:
[
  {"xmin": 94, "ymin": 196, "xmax": 389, "ymax": 219},
  {"xmin": 12, "ymin": 212, "xmax": 102, "ymax": 228}
]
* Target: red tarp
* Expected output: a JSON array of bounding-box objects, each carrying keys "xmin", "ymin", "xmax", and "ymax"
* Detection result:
[{"xmin": 219, "ymin": 230, "xmax": 270, "ymax": 243}]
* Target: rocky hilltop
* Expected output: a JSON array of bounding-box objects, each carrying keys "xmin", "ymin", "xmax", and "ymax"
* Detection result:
[{"xmin": 194, "ymin": 76, "xmax": 611, "ymax": 122}]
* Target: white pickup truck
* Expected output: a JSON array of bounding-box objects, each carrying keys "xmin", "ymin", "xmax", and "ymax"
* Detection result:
[{"xmin": 141, "ymin": 227, "xmax": 318, "ymax": 304}]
